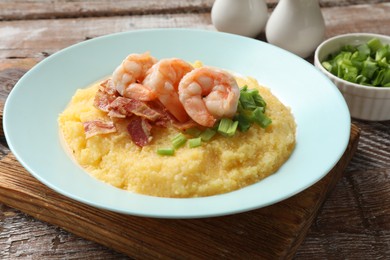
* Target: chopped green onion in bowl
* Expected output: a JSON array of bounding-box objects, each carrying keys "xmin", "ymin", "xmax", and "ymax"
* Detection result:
[{"xmin": 321, "ymin": 37, "xmax": 390, "ymax": 87}]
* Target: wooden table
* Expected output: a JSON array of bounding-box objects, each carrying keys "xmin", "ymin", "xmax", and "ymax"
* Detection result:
[{"xmin": 0, "ymin": 0, "xmax": 389, "ymax": 259}]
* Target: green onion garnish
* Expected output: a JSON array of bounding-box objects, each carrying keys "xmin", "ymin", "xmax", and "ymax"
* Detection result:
[
  {"xmin": 189, "ymin": 137, "xmax": 202, "ymax": 148},
  {"xmin": 235, "ymin": 113, "xmax": 251, "ymax": 132},
  {"xmin": 239, "ymin": 89, "xmax": 257, "ymax": 110},
  {"xmin": 218, "ymin": 118, "xmax": 238, "ymax": 137},
  {"xmin": 252, "ymin": 107, "xmax": 272, "ymax": 128},
  {"xmin": 171, "ymin": 133, "xmax": 187, "ymax": 149},
  {"xmin": 200, "ymin": 128, "xmax": 216, "ymax": 141},
  {"xmin": 234, "ymin": 85, "xmax": 272, "ymax": 132},
  {"xmin": 158, "ymin": 84, "xmax": 273, "ymax": 155},
  {"xmin": 157, "ymin": 148, "xmax": 175, "ymax": 156},
  {"xmin": 321, "ymin": 37, "xmax": 390, "ymax": 87}
]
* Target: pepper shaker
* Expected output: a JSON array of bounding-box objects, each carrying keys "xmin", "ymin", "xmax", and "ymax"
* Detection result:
[
  {"xmin": 211, "ymin": 0, "xmax": 268, "ymax": 38},
  {"xmin": 265, "ymin": 0, "xmax": 325, "ymax": 58}
]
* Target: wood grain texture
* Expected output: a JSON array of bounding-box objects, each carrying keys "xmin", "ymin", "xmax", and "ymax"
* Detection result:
[
  {"xmin": 347, "ymin": 120, "xmax": 390, "ymax": 170},
  {"xmin": 323, "ymin": 3, "xmax": 390, "ymax": 37},
  {"xmin": 296, "ymin": 168, "xmax": 390, "ymax": 258},
  {"xmin": 0, "ymin": 13, "xmax": 214, "ymax": 59},
  {"xmin": 0, "ymin": 126, "xmax": 359, "ymax": 259},
  {"xmin": 0, "ymin": 0, "xmax": 215, "ymax": 20},
  {"xmin": 1, "ymin": 3, "xmax": 389, "ymax": 60},
  {"xmin": 1, "ymin": 0, "xmax": 388, "ymax": 21}
]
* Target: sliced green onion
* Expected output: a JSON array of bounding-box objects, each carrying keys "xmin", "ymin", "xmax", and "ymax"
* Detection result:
[
  {"xmin": 189, "ymin": 137, "xmax": 202, "ymax": 148},
  {"xmin": 357, "ymin": 44, "xmax": 370, "ymax": 59},
  {"xmin": 321, "ymin": 61, "xmax": 333, "ymax": 72},
  {"xmin": 368, "ymin": 38, "xmax": 383, "ymax": 53},
  {"xmin": 356, "ymin": 74, "xmax": 367, "ymax": 84},
  {"xmin": 253, "ymin": 93, "xmax": 266, "ymax": 108},
  {"xmin": 235, "ymin": 113, "xmax": 251, "ymax": 132},
  {"xmin": 234, "ymin": 85, "xmax": 272, "ymax": 132},
  {"xmin": 372, "ymin": 69, "xmax": 385, "ymax": 86},
  {"xmin": 381, "ymin": 69, "xmax": 390, "ymax": 86},
  {"xmin": 200, "ymin": 128, "xmax": 216, "ymax": 141},
  {"xmin": 343, "ymin": 62, "xmax": 359, "ymax": 83},
  {"xmin": 375, "ymin": 46, "xmax": 388, "ymax": 61},
  {"xmin": 377, "ymin": 56, "xmax": 388, "ymax": 67},
  {"xmin": 171, "ymin": 133, "xmax": 187, "ymax": 149},
  {"xmin": 361, "ymin": 59, "xmax": 378, "ymax": 79},
  {"xmin": 352, "ymin": 49, "xmax": 367, "ymax": 62},
  {"xmin": 252, "ymin": 107, "xmax": 272, "ymax": 128},
  {"xmin": 217, "ymin": 118, "xmax": 231, "ymax": 136},
  {"xmin": 157, "ymin": 148, "xmax": 175, "ymax": 156},
  {"xmin": 218, "ymin": 118, "xmax": 238, "ymax": 137},
  {"xmin": 239, "ymin": 90, "xmax": 257, "ymax": 110},
  {"xmin": 227, "ymin": 121, "xmax": 238, "ymax": 136},
  {"xmin": 322, "ymin": 37, "xmax": 390, "ymax": 87},
  {"xmin": 239, "ymin": 86, "xmax": 268, "ymax": 111},
  {"xmin": 372, "ymin": 68, "xmax": 390, "ymax": 87}
]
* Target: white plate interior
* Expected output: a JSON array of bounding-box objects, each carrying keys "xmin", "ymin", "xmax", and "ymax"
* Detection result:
[{"xmin": 3, "ymin": 29, "xmax": 351, "ymax": 218}]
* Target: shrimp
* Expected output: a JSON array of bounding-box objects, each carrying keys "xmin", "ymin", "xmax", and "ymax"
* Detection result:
[
  {"xmin": 143, "ymin": 58, "xmax": 194, "ymax": 122},
  {"xmin": 111, "ymin": 52, "xmax": 157, "ymax": 101},
  {"xmin": 178, "ymin": 67, "xmax": 240, "ymax": 127}
]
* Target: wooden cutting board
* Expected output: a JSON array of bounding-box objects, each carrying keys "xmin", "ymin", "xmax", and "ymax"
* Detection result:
[{"xmin": 0, "ymin": 125, "xmax": 359, "ymax": 259}]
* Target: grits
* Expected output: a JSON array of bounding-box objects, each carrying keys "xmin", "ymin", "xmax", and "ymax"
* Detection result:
[{"xmin": 58, "ymin": 72, "xmax": 296, "ymax": 198}]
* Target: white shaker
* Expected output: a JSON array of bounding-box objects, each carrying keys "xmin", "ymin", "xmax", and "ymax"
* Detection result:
[
  {"xmin": 211, "ymin": 0, "xmax": 268, "ymax": 38},
  {"xmin": 265, "ymin": 0, "xmax": 325, "ymax": 58}
]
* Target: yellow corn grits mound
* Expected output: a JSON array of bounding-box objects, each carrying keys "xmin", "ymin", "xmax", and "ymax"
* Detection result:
[{"xmin": 58, "ymin": 72, "xmax": 296, "ymax": 198}]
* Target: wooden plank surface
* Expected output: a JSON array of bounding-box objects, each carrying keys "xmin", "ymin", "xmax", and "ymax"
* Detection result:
[
  {"xmin": 0, "ymin": 127, "xmax": 359, "ymax": 259},
  {"xmin": 1, "ymin": 3, "xmax": 389, "ymax": 60},
  {"xmin": 0, "ymin": 0, "xmax": 388, "ymax": 20},
  {"xmin": 0, "ymin": 0, "xmax": 390, "ymax": 258},
  {"xmin": 0, "ymin": 0, "xmax": 215, "ymax": 20}
]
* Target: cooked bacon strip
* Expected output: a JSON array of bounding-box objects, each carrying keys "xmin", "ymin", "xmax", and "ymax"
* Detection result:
[
  {"xmin": 101, "ymin": 78, "xmax": 118, "ymax": 95},
  {"xmin": 127, "ymin": 116, "xmax": 152, "ymax": 147},
  {"xmin": 109, "ymin": 97, "xmax": 162, "ymax": 121},
  {"xmin": 83, "ymin": 120, "xmax": 117, "ymax": 138},
  {"xmin": 94, "ymin": 79, "xmax": 118, "ymax": 112},
  {"xmin": 107, "ymin": 109, "xmax": 127, "ymax": 118},
  {"xmin": 145, "ymin": 99, "xmax": 174, "ymax": 127},
  {"xmin": 91, "ymin": 78, "xmax": 198, "ymax": 147}
]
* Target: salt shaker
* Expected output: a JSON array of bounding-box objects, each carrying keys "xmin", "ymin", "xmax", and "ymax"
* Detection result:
[
  {"xmin": 211, "ymin": 0, "xmax": 268, "ymax": 38},
  {"xmin": 265, "ymin": 0, "xmax": 325, "ymax": 58}
]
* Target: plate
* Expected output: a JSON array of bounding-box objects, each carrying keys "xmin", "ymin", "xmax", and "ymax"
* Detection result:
[{"xmin": 3, "ymin": 29, "xmax": 350, "ymax": 218}]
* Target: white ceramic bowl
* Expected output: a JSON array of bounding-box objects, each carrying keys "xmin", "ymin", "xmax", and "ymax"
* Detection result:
[{"xmin": 314, "ymin": 33, "xmax": 390, "ymax": 121}]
